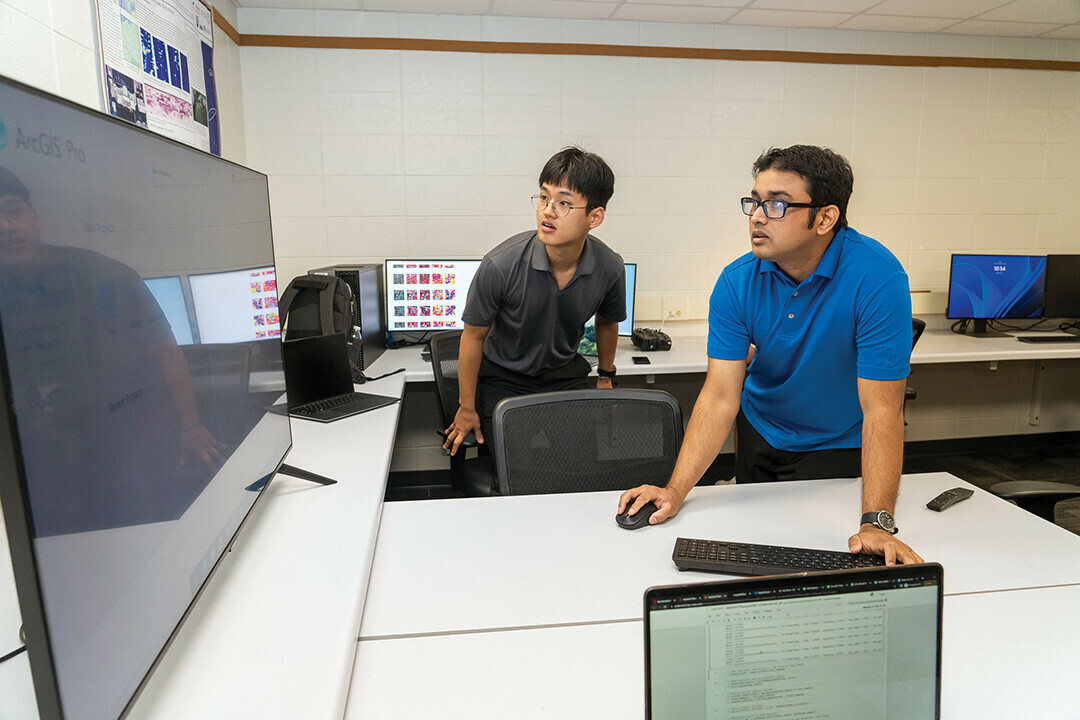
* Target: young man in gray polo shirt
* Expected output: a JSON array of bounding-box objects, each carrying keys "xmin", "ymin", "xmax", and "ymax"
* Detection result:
[{"xmin": 441, "ymin": 147, "xmax": 626, "ymax": 468}]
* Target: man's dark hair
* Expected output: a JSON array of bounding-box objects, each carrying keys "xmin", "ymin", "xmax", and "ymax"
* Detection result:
[
  {"xmin": 538, "ymin": 146, "xmax": 615, "ymax": 213},
  {"xmin": 752, "ymin": 145, "xmax": 853, "ymax": 230},
  {"xmin": 0, "ymin": 166, "xmax": 31, "ymax": 206}
]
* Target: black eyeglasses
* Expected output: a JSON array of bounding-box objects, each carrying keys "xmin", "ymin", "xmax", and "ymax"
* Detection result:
[{"xmin": 741, "ymin": 197, "xmax": 825, "ymax": 220}]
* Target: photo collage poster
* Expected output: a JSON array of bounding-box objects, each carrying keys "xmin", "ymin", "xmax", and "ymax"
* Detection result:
[
  {"xmin": 96, "ymin": 0, "xmax": 220, "ymax": 155},
  {"xmin": 386, "ymin": 261, "xmax": 481, "ymax": 332}
]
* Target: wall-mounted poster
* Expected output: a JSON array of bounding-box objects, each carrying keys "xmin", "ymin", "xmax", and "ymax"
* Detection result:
[{"xmin": 97, "ymin": 0, "xmax": 220, "ymax": 155}]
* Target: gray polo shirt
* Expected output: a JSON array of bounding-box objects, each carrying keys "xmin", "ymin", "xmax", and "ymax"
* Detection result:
[{"xmin": 462, "ymin": 230, "xmax": 626, "ymax": 375}]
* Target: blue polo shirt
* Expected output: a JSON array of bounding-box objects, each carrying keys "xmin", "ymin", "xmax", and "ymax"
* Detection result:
[{"xmin": 708, "ymin": 226, "xmax": 911, "ymax": 452}]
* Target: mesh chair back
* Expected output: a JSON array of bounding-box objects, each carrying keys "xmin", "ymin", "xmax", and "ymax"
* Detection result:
[
  {"xmin": 428, "ymin": 330, "xmax": 464, "ymax": 427},
  {"xmin": 493, "ymin": 389, "xmax": 683, "ymax": 495}
]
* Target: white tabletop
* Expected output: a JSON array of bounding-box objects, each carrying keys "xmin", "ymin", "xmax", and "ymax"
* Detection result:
[
  {"xmin": 359, "ymin": 473, "xmax": 1080, "ymax": 640},
  {"xmin": 126, "ymin": 374, "xmax": 404, "ymax": 720},
  {"xmin": 365, "ymin": 316, "xmax": 1080, "ymax": 386},
  {"xmin": 348, "ymin": 583, "xmax": 1080, "ymax": 719},
  {"xmin": 366, "ymin": 336, "xmax": 712, "ymax": 383}
]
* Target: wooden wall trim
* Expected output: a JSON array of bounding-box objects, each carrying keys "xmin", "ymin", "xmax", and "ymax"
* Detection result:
[
  {"xmin": 211, "ymin": 23, "xmax": 1080, "ymax": 72},
  {"xmin": 212, "ymin": 7, "xmax": 242, "ymax": 47}
]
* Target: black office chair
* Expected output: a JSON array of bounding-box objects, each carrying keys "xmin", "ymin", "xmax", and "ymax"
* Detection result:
[
  {"xmin": 906, "ymin": 317, "xmax": 926, "ymax": 403},
  {"xmin": 492, "ymin": 388, "xmax": 684, "ymax": 496},
  {"xmin": 989, "ymin": 481, "xmax": 1080, "ymax": 524},
  {"xmin": 428, "ymin": 330, "xmax": 494, "ymax": 496}
]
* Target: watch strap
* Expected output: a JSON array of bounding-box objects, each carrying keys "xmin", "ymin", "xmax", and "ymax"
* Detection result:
[
  {"xmin": 597, "ymin": 367, "xmax": 617, "ymax": 378},
  {"xmin": 861, "ymin": 510, "xmax": 898, "ymax": 534}
]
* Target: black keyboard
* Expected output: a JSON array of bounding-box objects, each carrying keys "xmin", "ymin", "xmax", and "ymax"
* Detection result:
[
  {"xmin": 292, "ymin": 392, "xmax": 362, "ymax": 415},
  {"xmin": 1017, "ymin": 335, "xmax": 1080, "ymax": 344},
  {"xmin": 672, "ymin": 537, "xmax": 885, "ymax": 576}
]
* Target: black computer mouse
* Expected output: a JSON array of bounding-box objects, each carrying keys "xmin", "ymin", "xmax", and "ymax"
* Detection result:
[{"xmin": 616, "ymin": 501, "xmax": 659, "ymax": 530}]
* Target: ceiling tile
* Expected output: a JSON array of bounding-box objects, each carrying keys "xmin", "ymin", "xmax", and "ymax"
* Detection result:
[
  {"xmin": 865, "ymin": 0, "xmax": 1014, "ymax": 19},
  {"xmin": 838, "ymin": 14, "xmax": 958, "ymax": 33},
  {"xmin": 728, "ymin": 8, "xmax": 853, "ymax": 28},
  {"xmin": 748, "ymin": 0, "xmax": 878, "ymax": 11},
  {"xmin": 240, "ymin": 0, "xmax": 359, "ymax": 8},
  {"xmin": 944, "ymin": 19, "xmax": 1063, "ymax": 36},
  {"xmin": 492, "ymin": 0, "xmax": 616, "ymax": 20},
  {"xmin": 612, "ymin": 4, "xmax": 741, "ymax": 23},
  {"xmin": 980, "ymin": 0, "xmax": 1080, "ymax": 24},
  {"xmin": 620, "ymin": 0, "xmax": 741, "ymax": 5},
  {"xmin": 363, "ymin": 0, "xmax": 489, "ymax": 12}
]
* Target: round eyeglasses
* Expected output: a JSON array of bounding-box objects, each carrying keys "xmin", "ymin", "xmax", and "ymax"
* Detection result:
[
  {"xmin": 532, "ymin": 194, "xmax": 587, "ymax": 218},
  {"xmin": 741, "ymin": 196, "xmax": 825, "ymax": 220}
]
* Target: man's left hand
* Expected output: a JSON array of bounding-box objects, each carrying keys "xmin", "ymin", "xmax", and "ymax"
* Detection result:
[
  {"xmin": 849, "ymin": 525, "xmax": 924, "ymax": 566},
  {"xmin": 596, "ymin": 376, "xmax": 613, "ymax": 389}
]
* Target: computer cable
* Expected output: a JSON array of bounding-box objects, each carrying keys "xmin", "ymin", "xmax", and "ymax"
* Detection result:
[
  {"xmin": 385, "ymin": 330, "xmax": 434, "ymax": 350},
  {"xmin": 353, "ymin": 367, "xmax": 406, "ymax": 384},
  {"xmin": 0, "ymin": 644, "xmax": 26, "ymax": 665},
  {"xmin": 986, "ymin": 318, "xmax": 1049, "ymax": 332}
]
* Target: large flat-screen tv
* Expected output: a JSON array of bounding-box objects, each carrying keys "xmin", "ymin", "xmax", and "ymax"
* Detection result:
[
  {"xmin": 0, "ymin": 75, "xmax": 291, "ymax": 719},
  {"xmin": 946, "ymin": 254, "xmax": 1046, "ymax": 335}
]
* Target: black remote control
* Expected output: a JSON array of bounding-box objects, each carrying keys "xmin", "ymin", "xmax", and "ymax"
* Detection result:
[{"xmin": 926, "ymin": 487, "xmax": 974, "ymax": 511}]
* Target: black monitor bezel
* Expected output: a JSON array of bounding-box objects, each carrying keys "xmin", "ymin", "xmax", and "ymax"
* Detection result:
[{"xmin": 0, "ymin": 73, "xmax": 292, "ymax": 720}]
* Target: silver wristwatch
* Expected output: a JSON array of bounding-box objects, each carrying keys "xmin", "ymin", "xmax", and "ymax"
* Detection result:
[{"xmin": 860, "ymin": 510, "xmax": 898, "ymax": 535}]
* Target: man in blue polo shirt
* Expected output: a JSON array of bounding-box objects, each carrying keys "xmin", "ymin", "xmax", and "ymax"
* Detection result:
[{"xmin": 619, "ymin": 145, "xmax": 922, "ymax": 565}]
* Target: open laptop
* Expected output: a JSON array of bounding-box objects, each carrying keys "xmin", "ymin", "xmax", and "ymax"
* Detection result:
[
  {"xmin": 645, "ymin": 563, "xmax": 943, "ymax": 719},
  {"xmin": 282, "ymin": 333, "xmax": 398, "ymax": 422}
]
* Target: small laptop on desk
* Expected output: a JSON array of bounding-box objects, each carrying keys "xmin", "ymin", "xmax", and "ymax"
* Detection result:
[
  {"xmin": 645, "ymin": 563, "xmax": 943, "ymax": 719},
  {"xmin": 282, "ymin": 333, "xmax": 398, "ymax": 422}
]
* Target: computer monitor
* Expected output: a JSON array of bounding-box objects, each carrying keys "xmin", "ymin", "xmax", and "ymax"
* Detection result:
[
  {"xmin": 0, "ymin": 74, "xmax": 290, "ymax": 720},
  {"xmin": 143, "ymin": 275, "xmax": 195, "ymax": 345},
  {"xmin": 1043, "ymin": 255, "xmax": 1080, "ymax": 319},
  {"xmin": 190, "ymin": 266, "xmax": 280, "ymax": 343},
  {"xmin": 578, "ymin": 262, "xmax": 636, "ymax": 356},
  {"xmin": 383, "ymin": 259, "xmax": 482, "ymax": 337},
  {"xmin": 946, "ymin": 254, "xmax": 1046, "ymax": 335}
]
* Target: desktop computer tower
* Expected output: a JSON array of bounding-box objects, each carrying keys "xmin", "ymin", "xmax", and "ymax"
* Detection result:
[{"xmin": 309, "ymin": 264, "xmax": 386, "ymax": 371}]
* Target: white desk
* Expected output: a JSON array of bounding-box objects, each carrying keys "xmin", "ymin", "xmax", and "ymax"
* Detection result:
[
  {"xmin": 348, "ymin": 584, "xmax": 1080, "ymax": 719},
  {"xmin": 357, "ymin": 473, "xmax": 1080, "ymax": 640},
  {"xmin": 124, "ymin": 373, "xmax": 404, "ymax": 719},
  {"xmin": 365, "ymin": 315, "xmax": 1080, "ymax": 386},
  {"xmin": 368, "ymin": 336, "xmax": 712, "ymax": 384}
]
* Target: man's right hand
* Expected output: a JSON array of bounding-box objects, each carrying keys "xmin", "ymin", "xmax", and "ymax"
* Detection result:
[
  {"xmin": 617, "ymin": 485, "xmax": 684, "ymax": 525},
  {"xmin": 443, "ymin": 407, "xmax": 483, "ymax": 456}
]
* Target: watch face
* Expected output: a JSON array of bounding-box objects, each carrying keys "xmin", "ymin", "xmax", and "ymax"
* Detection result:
[{"xmin": 877, "ymin": 511, "xmax": 896, "ymax": 531}]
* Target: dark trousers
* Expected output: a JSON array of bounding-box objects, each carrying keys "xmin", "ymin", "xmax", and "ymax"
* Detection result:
[
  {"xmin": 476, "ymin": 354, "xmax": 593, "ymax": 443},
  {"xmin": 735, "ymin": 409, "xmax": 861, "ymax": 483}
]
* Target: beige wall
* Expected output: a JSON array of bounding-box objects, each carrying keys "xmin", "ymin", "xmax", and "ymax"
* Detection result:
[{"xmin": 237, "ymin": 9, "xmax": 1080, "ymax": 320}]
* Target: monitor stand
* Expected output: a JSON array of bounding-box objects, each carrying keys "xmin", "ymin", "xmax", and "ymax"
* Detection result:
[
  {"xmin": 246, "ymin": 464, "xmax": 337, "ymax": 492},
  {"xmin": 278, "ymin": 464, "xmax": 337, "ymax": 486},
  {"xmin": 968, "ymin": 319, "xmax": 1009, "ymax": 337}
]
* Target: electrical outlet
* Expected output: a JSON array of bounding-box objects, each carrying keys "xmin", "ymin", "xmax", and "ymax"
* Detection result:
[{"xmin": 662, "ymin": 296, "xmax": 690, "ymax": 321}]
